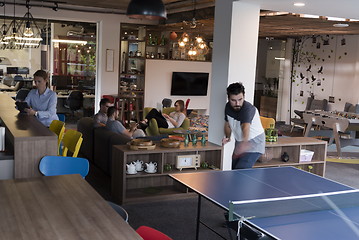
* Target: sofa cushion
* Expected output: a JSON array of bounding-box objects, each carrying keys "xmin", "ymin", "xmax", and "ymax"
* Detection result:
[
  {"xmin": 77, "ymin": 117, "xmax": 95, "ymax": 163},
  {"xmin": 344, "ymin": 102, "xmax": 353, "ymax": 112},
  {"xmin": 94, "ymin": 127, "xmax": 131, "ymax": 175},
  {"xmin": 348, "ymin": 104, "xmax": 357, "ymax": 113},
  {"xmin": 309, "ymin": 99, "xmax": 328, "ymax": 111}
]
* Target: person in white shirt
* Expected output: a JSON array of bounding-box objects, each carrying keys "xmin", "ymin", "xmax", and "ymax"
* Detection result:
[{"xmin": 139, "ymin": 100, "xmax": 186, "ymax": 130}]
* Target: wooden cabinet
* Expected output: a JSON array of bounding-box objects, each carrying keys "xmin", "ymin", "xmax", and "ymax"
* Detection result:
[
  {"xmin": 111, "ymin": 142, "xmax": 223, "ymax": 204},
  {"xmin": 260, "ymin": 96, "xmax": 277, "ymax": 118},
  {"xmin": 254, "ymin": 137, "xmax": 327, "ymax": 176}
]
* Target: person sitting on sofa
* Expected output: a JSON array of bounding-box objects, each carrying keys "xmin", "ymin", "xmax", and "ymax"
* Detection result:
[
  {"xmin": 139, "ymin": 100, "xmax": 186, "ymax": 130},
  {"xmin": 94, "ymin": 98, "xmax": 111, "ymax": 127},
  {"xmin": 106, "ymin": 106, "xmax": 146, "ymax": 138}
]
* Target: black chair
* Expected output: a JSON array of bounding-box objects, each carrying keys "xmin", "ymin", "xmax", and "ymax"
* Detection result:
[
  {"xmin": 65, "ymin": 90, "xmax": 83, "ymax": 121},
  {"xmin": 15, "ymin": 88, "xmax": 30, "ymax": 101}
]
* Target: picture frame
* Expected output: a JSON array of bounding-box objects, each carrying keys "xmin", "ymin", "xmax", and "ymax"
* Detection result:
[{"xmin": 106, "ymin": 49, "xmax": 114, "ymax": 72}]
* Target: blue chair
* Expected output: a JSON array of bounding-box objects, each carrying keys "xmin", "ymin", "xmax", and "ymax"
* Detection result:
[
  {"xmin": 39, "ymin": 156, "xmax": 89, "ymax": 178},
  {"xmin": 57, "ymin": 113, "xmax": 66, "ymax": 122}
]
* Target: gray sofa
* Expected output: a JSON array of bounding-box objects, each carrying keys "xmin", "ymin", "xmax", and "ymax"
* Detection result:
[{"xmin": 77, "ymin": 117, "xmax": 131, "ymax": 175}]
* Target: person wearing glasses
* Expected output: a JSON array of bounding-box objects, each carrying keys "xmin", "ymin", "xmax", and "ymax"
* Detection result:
[
  {"xmin": 93, "ymin": 98, "xmax": 111, "ymax": 127},
  {"xmin": 24, "ymin": 70, "xmax": 58, "ymax": 127},
  {"xmin": 139, "ymin": 100, "xmax": 186, "ymax": 130}
]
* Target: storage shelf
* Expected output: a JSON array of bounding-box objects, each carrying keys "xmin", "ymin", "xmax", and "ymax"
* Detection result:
[
  {"xmin": 255, "ymin": 137, "xmax": 327, "ymax": 176},
  {"xmin": 125, "ymin": 168, "xmax": 217, "ymax": 178},
  {"xmin": 112, "ymin": 142, "xmax": 223, "ymax": 204}
]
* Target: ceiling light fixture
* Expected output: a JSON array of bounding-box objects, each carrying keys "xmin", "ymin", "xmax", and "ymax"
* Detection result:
[
  {"xmin": 177, "ymin": 0, "xmax": 208, "ymax": 60},
  {"xmin": 3, "ymin": 0, "xmax": 20, "ymax": 49},
  {"xmin": 293, "ymin": 2, "xmax": 305, "ymax": 7},
  {"xmin": 333, "ymin": 23, "xmax": 349, "ymax": 28},
  {"xmin": 16, "ymin": 0, "xmax": 43, "ymax": 48},
  {"xmin": 52, "ymin": 39, "xmax": 87, "ymax": 44},
  {"xmin": 126, "ymin": 0, "xmax": 167, "ymax": 20},
  {"xmin": 0, "ymin": 2, "xmax": 6, "ymax": 49}
]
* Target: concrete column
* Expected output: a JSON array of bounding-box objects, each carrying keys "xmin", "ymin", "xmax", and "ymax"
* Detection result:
[{"xmin": 208, "ymin": 0, "xmax": 260, "ymax": 170}]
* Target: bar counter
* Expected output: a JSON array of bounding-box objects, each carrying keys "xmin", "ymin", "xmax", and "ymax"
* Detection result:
[{"xmin": 0, "ymin": 94, "xmax": 57, "ymax": 178}]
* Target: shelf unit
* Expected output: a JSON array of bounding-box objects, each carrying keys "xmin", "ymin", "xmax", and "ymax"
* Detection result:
[
  {"xmin": 254, "ymin": 137, "xmax": 327, "ymax": 176},
  {"xmin": 111, "ymin": 142, "xmax": 223, "ymax": 204}
]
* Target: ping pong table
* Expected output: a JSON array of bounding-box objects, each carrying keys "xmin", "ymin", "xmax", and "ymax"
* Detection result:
[{"xmin": 169, "ymin": 166, "xmax": 359, "ymax": 240}]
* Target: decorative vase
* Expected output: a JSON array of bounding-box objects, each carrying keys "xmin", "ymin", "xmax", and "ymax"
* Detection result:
[
  {"xmin": 169, "ymin": 32, "xmax": 177, "ymax": 40},
  {"xmin": 192, "ymin": 134, "xmax": 197, "ymax": 146},
  {"xmin": 184, "ymin": 134, "xmax": 189, "ymax": 147},
  {"xmin": 201, "ymin": 133, "xmax": 206, "ymax": 146}
]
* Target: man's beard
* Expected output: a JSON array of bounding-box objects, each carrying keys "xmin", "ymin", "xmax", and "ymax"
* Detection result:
[{"xmin": 232, "ymin": 106, "xmax": 242, "ymax": 111}]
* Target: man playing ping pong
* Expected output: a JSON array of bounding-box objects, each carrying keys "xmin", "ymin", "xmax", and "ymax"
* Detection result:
[{"xmin": 222, "ymin": 82, "xmax": 265, "ymax": 169}]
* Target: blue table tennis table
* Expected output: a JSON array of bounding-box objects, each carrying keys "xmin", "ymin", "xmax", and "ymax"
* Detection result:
[{"xmin": 169, "ymin": 166, "xmax": 359, "ymax": 240}]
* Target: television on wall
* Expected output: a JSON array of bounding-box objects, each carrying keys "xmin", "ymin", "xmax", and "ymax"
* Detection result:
[{"xmin": 170, "ymin": 72, "xmax": 209, "ymax": 96}]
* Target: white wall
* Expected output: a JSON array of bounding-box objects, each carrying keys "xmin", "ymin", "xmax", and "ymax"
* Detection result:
[
  {"xmin": 144, "ymin": 59, "xmax": 212, "ymax": 113},
  {"xmin": 291, "ymin": 35, "xmax": 359, "ymax": 115}
]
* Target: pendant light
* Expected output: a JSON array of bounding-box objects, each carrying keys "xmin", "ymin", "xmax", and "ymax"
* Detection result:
[{"xmin": 126, "ymin": 0, "xmax": 167, "ymax": 20}]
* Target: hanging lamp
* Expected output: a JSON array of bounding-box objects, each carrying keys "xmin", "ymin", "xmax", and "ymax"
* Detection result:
[{"xmin": 126, "ymin": 0, "xmax": 167, "ymax": 20}]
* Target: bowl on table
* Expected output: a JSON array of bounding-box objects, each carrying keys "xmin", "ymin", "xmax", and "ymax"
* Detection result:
[
  {"xmin": 160, "ymin": 138, "xmax": 180, "ymax": 148},
  {"xmin": 130, "ymin": 139, "xmax": 153, "ymax": 146}
]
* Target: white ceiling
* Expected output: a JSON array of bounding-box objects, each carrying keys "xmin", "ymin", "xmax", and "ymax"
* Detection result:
[{"xmin": 258, "ymin": 0, "xmax": 359, "ymax": 19}]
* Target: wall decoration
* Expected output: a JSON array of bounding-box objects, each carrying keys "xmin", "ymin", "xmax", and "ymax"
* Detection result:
[
  {"xmin": 290, "ymin": 34, "xmax": 353, "ymax": 116},
  {"xmin": 106, "ymin": 49, "xmax": 114, "ymax": 72}
]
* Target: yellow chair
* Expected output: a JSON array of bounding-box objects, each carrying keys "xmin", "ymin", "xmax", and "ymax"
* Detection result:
[
  {"xmin": 49, "ymin": 120, "xmax": 65, "ymax": 155},
  {"xmin": 61, "ymin": 129, "xmax": 83, "ymax": 157},
  {"xmin": 260, "ymin": 116, "xmax": 275, "ymax": 129}
]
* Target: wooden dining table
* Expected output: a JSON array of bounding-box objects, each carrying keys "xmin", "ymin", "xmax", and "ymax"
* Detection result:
[{"xmin": 0, "ymin": 174, "xmax": 142, "ymax": 240}]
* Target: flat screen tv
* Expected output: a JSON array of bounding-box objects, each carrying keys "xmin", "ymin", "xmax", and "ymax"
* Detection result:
[{"xmin": 171, "ymin": 72, "xmax": 209, "ymax": 96}]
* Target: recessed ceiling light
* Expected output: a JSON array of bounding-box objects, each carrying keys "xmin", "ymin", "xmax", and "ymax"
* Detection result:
[
  {"xmin": 333, "ymin": 23, "xmax": 349, "ymax": 28},
  {"xmin": 294, "ymin": 2, "xmax": 305, "ymax": 7}
]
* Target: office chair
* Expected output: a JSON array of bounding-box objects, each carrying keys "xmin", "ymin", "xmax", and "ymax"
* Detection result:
[
  {"xmin": 49, "ymin": 120, "xmax": 65, "ymax": 155},
  {"xmin": 39, "ymin": 156, "xmax": 89, "ymax": 178},
  {"xmin": 61, "ymin": 129, "xmax": 83, "ymax": 157},
  {"xmin": 15, "ymin": 88, "xmax": 30, "ymax": 101},
  {"xmin": 136, "ymin": 226, "xmax": 172, "ymax": 240},
  {"xmin": 107, "ymin": 201, "xmax": 129, "ymax": 222},
  {"xmin": 65, "ymin": 90, "xmax": 83, "ymax": 121}
]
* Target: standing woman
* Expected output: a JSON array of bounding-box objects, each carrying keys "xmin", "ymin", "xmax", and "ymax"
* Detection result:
[{"xmin": 24, "ymin": 70, "xmax": 58, "ymax": 127}]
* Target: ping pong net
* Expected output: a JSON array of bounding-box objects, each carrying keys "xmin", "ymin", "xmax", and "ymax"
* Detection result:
[{"xmin": 228, "ymin": 189, "xmax": 359, "ymax": 238}]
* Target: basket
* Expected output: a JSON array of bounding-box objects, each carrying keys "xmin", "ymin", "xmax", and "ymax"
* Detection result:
[
  {"xmin": 160, "ymin": 138, "xmax": 181, "ymax": 148},
  {"xmin": 130, "ymin": 139, "xmax": 153, "ymax": 146},
  {"xmin": 128, "ymin": 142, "xmax": 156, "ymax": 150}
]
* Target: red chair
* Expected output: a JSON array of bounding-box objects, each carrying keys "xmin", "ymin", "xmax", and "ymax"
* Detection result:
[
  {"xmin": 185, "ymin": 98, "xmax": 191, "ymax": 115},
  {"xmin": 136, "ymin": 226, "xmax": 172, "ymax": 240},
  {"xmin": 102, "ymin": 95, "xmax": 115, "ymax": 103},
  {"xmin": 185, "ymin": 98, "xmax": 190, "ymax": 109}
]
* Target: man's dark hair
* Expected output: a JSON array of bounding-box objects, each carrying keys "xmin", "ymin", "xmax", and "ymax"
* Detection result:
[
  {"xmin": 100, "ymin": 98, "xmax": 110, "ymax": 107},
  {"xmin": 33, "ymin": 69, "xmax": 48, "ymax": 80},
  {"xmin": 227, "ymin": 82, "xmax": 245, "ymax": 97},
  {"xmin": 107, "ymin": 106, "xmax": 117, "ymax": 117}
]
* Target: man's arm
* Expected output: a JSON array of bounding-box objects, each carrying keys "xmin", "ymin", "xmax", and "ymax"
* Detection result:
[
  {"xmin": 233, "ymin": 122, "xmax": 251, "ymax": 158},
  {"xmin": 222, "ymin": 121, "xmax": 232, "ymax": 145}
]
